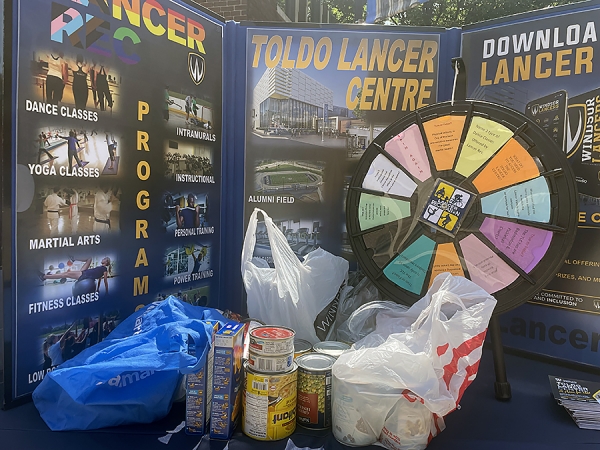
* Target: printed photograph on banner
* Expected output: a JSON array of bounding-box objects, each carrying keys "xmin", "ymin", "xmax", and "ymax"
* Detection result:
[
  {"xmin": 156, "ymin": 283, "xmax": 211, "ymax": 307},
  {"xmin": 19, "ymin": 184, "xmax": 121, "ymax": 241},
  {"xmin": 27, "ymin": 49, "xmax": 120, "ymax": 115},
  {"xmin": 37, "ymin": 312, "xmax": 121, "ymax": 375},
  {"xmin": 34, "ymin": 253, "xmax": 118, "ymax": 304},
  {"xmin": 26, "ymin": 310, "xmax": 122, "ymax": 387},
  {"xmin": 163, "ymin": 87, "xmax": 217, "ymax": 140},
  {"xmin": 253, "ymin": 215, "xmax": 322, "ymax": 265},
  {"xmin": 252, "ymin": 159, "xmax": 325, "ymax": 203},
  {"xmin": 161, "ymin": 190, "xmax": 215, "ymax": 236},
  {"xmin": 164, "ymin": 242, "xmax": 213, "ymax": 285},
  {"xmin": 26, "ymin": 126, "xmax": 122, "ymax": 178},
  {"xmin": 164, "ymin": 139, "xmax": 215, "ymax": 183}
]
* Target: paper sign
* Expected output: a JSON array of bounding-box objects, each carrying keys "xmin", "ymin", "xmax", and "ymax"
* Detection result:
[
  {"xmin": 459, "ymin": 234, "xmax": 519, "ymax": 294},
  {"xmin": 429, "ymin": 242, "xmax": 465, "ymax": 287},
  {"xmin": 423, "ymin": 115, "xmax": 466, "ymax": 171},
  {"xmin": 480, "ymin": 177, "xmax": 551, "ymax": 223},
  {"xmin": 385, "ymin": 124, "xmax": 431, "ymax": 182},
  {"xmin": 384, "ymin": 235, "xmax": 435, "ymax": 294},
  {"xmin": 480, "ymin": 217, "xmax": 553, "ymax": 273},
  {"xmin": 455, "ymin": 117, "xmax": 513, "ymax": 178},
  {"xmin": 358, "ymin": 194, "xmax": 411, "ymax": 230},
  {"xmin": 363, "ymin": 154, "xmax": 418, "ymax": 198},
  {"xmin": 473, "ymin": 138, "xmax": 540, "ymax": 193}
]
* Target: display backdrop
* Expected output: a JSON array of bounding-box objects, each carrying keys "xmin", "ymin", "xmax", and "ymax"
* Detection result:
[
  {"xmin": 243, "ymin": 27, "xmax": 443, "ymax": 270},
  {"xmin": 461, "ymin": 2, "xmax": 600, "ymax": 365},
  {"xmin": 5, "ymin": 0, "xmax": 600, "ymax": 408},
  {"xmin": 4, "ymin": 0, "xmax": 223, "ymax": 403}
]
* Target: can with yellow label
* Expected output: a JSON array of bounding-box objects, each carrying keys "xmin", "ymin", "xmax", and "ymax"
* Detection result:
[{"xmin": 242, "ymin": 362, "xmax": 297, "ymax": 441}]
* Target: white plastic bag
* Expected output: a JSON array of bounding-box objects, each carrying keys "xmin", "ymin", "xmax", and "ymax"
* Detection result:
[
  {"xmin": 242, "ymin": 208, "xmax": 349, "ymax": 343},
  {"xmin": 332, "ymin": 273, "xmax": 497, "ymax": 449}
]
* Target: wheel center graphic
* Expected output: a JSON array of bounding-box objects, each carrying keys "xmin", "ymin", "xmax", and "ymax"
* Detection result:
[{"xmin": 419, "ymin": 179, "xmax": 476, "ymax": 236}]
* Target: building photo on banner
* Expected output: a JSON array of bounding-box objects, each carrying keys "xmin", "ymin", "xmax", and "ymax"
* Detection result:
[
  {"xmin": 244, "ymin": 27, "xmax": 441, "ymax": 265},
  {"xmin": 3, "ymin": 1, "xmax": 600, "ymax": 450}
]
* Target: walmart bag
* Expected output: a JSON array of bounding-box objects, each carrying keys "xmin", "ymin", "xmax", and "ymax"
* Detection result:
[
  {"xmin": 242, "ymin": 208, "xmax": 349, "ymax": 343},
  {"xmin": 33, "ymin": 296, "xmax": 226, "ymax": 431}
]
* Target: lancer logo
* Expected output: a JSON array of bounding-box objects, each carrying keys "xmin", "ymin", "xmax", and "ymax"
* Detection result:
[
  {"xmin": 566, "ymin": 105, "xmax": 584, "ymax": 158},
  {"xmin": 188, "ymin": 53, "xmax": 205, "ymax": 85},
  {"xmin": 531, "ymin": 104, "xmax": 539, "ymax": 116},
  {"xmin": 594, "ymin": 299, "xmax": 600, "ymax": 309}
]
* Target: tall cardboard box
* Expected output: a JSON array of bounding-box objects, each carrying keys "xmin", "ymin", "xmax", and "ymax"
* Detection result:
[
  {"xmin": 210, "ymin": 322, "xmax": 245, "ymax": 439},
  {"xmin": 185, "ymin": 320, "xmax": 221, "ymax": 435}
]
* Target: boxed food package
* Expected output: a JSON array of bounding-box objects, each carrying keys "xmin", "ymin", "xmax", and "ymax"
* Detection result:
[
  {"xmin": 185, "ymin": 320, "xmax": 221, "ymax": 435},
  {"xmin": 210, "ymin": 322, "xmax": 245, "ymax": 439}
]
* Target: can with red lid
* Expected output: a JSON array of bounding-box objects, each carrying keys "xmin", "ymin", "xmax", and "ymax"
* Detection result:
[{"xmin": 249, "ymin": 326, "xmax": 295, "ymax": 356}]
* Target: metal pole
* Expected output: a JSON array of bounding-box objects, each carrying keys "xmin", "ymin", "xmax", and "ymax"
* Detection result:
[{"xmin": 489, "ymin": 314, "xmax": 512, "ymax": 400}]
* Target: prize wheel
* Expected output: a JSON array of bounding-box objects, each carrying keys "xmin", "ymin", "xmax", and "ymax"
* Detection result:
[{"xmin": 346, "ymin": 100, "xmax": 577, "ymax": 315}]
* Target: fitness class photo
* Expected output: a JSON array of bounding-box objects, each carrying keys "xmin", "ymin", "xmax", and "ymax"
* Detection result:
[
  {"xmin": 28, "ymin": 49, "xmax": 120, "ymax": 114},
  {"xmin": 36, "ymin": 253, "xmax": 118, "ymax": 302},
  {"xmin": 38, "ymin": 312, "xmax": 121, "ymax": 373},
  {"xmin": 155, "ymin": 283, "xmax": 211, "ymax": 307},
  {"xmin": 19, "ymin": 185, "xmax": 121, "ymax": 238},
  {"xmin": 164, "ymin": 139, "xmax": 214, "ymax": 182},
  {"xmin": 163, "ymin": 242, "xmax": 212, "ymax": 285},
  {"xmin": 27, "ymin": 126, "xmax": 122, "ymax": 177},
  {"xmin": 162, "ymin": 190, "xmax": 213, "ymax": 235}
]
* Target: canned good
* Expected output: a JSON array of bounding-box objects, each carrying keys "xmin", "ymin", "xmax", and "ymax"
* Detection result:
[
  {"xmin": 313, "ymin": 341, "xmax": 350, "ymax": 359},
  {"xmin": 249, "ymin": 326, "xmax": 295, "ymax": 356},
  {"xmin": 294, "ymin": 339, "xmax": 312, "ymax": 359},
  {"xmin": 296, "ymin": 353, "xmax": 336, "ymax": 429},
  {"xmin": 248, "ymin": 351, "xmax": 294, "ymax": 373},
  {"xmin": 243, "ymin": 362, "xmax": 298, "ymax": 441}
]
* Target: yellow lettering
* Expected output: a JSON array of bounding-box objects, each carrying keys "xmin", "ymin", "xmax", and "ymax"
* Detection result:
[
  {"xmin": 138, "ymin": 101, "xmax": 149, "ymax": 121},
  {"xmin": 368, "ymin": 39, "xmax": 389, "ymax": 72},
  {"xmin": 360, "ymin": 77, "xmax": 376, "ymax": 110},
  {"xmin": 417, "ymin": 79, "xmax": 434, "ymax": 108},
  {"xmin": 135, "ymin": 248, "xmax": 148, "ymax": 267},
  {"xmin": 337, "ymin": 38, "xmax": 351, "ymax": 70},
  {"xmin": 133, "ymin": 276, "xmax": 149, "ymax": 296},
  {"xmin": 137, "ymin": 190, "xmax": 150, "ymax": 210},
  {"xmin": 314, "ymin": 37, "xmax": 332, "ymax": 70},
  {"xmin": 251, "ymin": 35, "xmax": 268, "ymax": 68},
  {"xmin": 346, "ymin": 77, "xmax": 361, "ymax": 110},
  {"xmin": 402, "ymin": 79, "xmax": 419, "ymax": 110},
  {"xmin": 404, "ymin": 40, "xmax": 422, "ymax": 73},
  {"xmin": 480, "ymin": 62, "xmax": 492, "ymax": 86},
  {"xmin": 297, "ymin": 37, "xmax": 314, "ymax": 69},
  {"xmin": 575, "ymin": 46, "xmax": 593, "ymax": 75},
  {"xmin": 390, "ymin": 78, "xmax": 406, "ymax": 110},
  {"xmin": 387, "ymin": 39, "xmax": 405, "ymax": 73},
  {"xmin": 418, "ymin": 40, "xmax": 437, "ymax": 73},
  {"xmin": 556, "ymin": 49, "xmax": 572, "ymax": 77},
  {"xmin": 265, "ymin": 35, "xmax": 283, "ymax": 69},
  {"xmin": 351, "ymin": 39, "xmax": 368, "ymax": 71},
  {"xmin": 281, "ymin": 36, "xmax": 295, "ymax": 68},
  {"xmin": 494, "ymin": 59, "xmax": 510, "ymax": 84},
  {"xmin": 137, "ymin": 130, "xmax": 149, "ymax": 151},
  {"xmin": 535, "ymin": 52, "xmax": 552, "ymax": 79},
  {"xmin": 137, "ymin": 161, "xmax": 150, "ymax": 180},
  {"xmin": 136, "ymin": 220, "xmax": 148, "ymax": 239},
  {"xmin": 513, "ymin": 56, "xmax": 531, "ymax": 82},
  {"xmin": 373, "ymin": 78, "xmax": 391, "ymax": 110}
]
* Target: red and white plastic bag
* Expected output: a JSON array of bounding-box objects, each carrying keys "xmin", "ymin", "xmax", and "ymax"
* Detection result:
[{"xmin": 332, "ymin": 273, "xmax": 497, "ymax": 449}]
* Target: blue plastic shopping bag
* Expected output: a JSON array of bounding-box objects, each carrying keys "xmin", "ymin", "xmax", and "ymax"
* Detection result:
[{"xmin": 33, "ymin": 296, "xmax": 227, "ymax": 431}]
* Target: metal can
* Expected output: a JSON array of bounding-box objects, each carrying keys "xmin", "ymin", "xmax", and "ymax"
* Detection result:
[
  {"xmin": 247, "ymin": 351, "xmax": 294, "ymax": 373},
  {"xmin": 294, "ymin": 339, "xmax": 312, "ymax": 359},
  {"xmin": 296, "ymin": 353, "xmax": 336, "ymax": 429},
  {"xmin": 313, "ymin": 341, "xmax": 350, "ymax": 359},
  {"xmin": 242, "ymin": 362, "xmax": 298, "ymax": 441},
  {"xmin": 249, "ymin": 326, "xmax": 295, "ymax": 356}
]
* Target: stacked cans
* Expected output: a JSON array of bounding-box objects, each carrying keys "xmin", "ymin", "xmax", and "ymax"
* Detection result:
[{"xmin": 242, "ymin": 326, "xmax": 298, "ymax": 441}]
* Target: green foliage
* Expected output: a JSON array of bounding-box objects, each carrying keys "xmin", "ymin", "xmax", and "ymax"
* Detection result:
[{"xmin": 327, "ymin": 0, "xmax": 584, "ymax": 25}]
